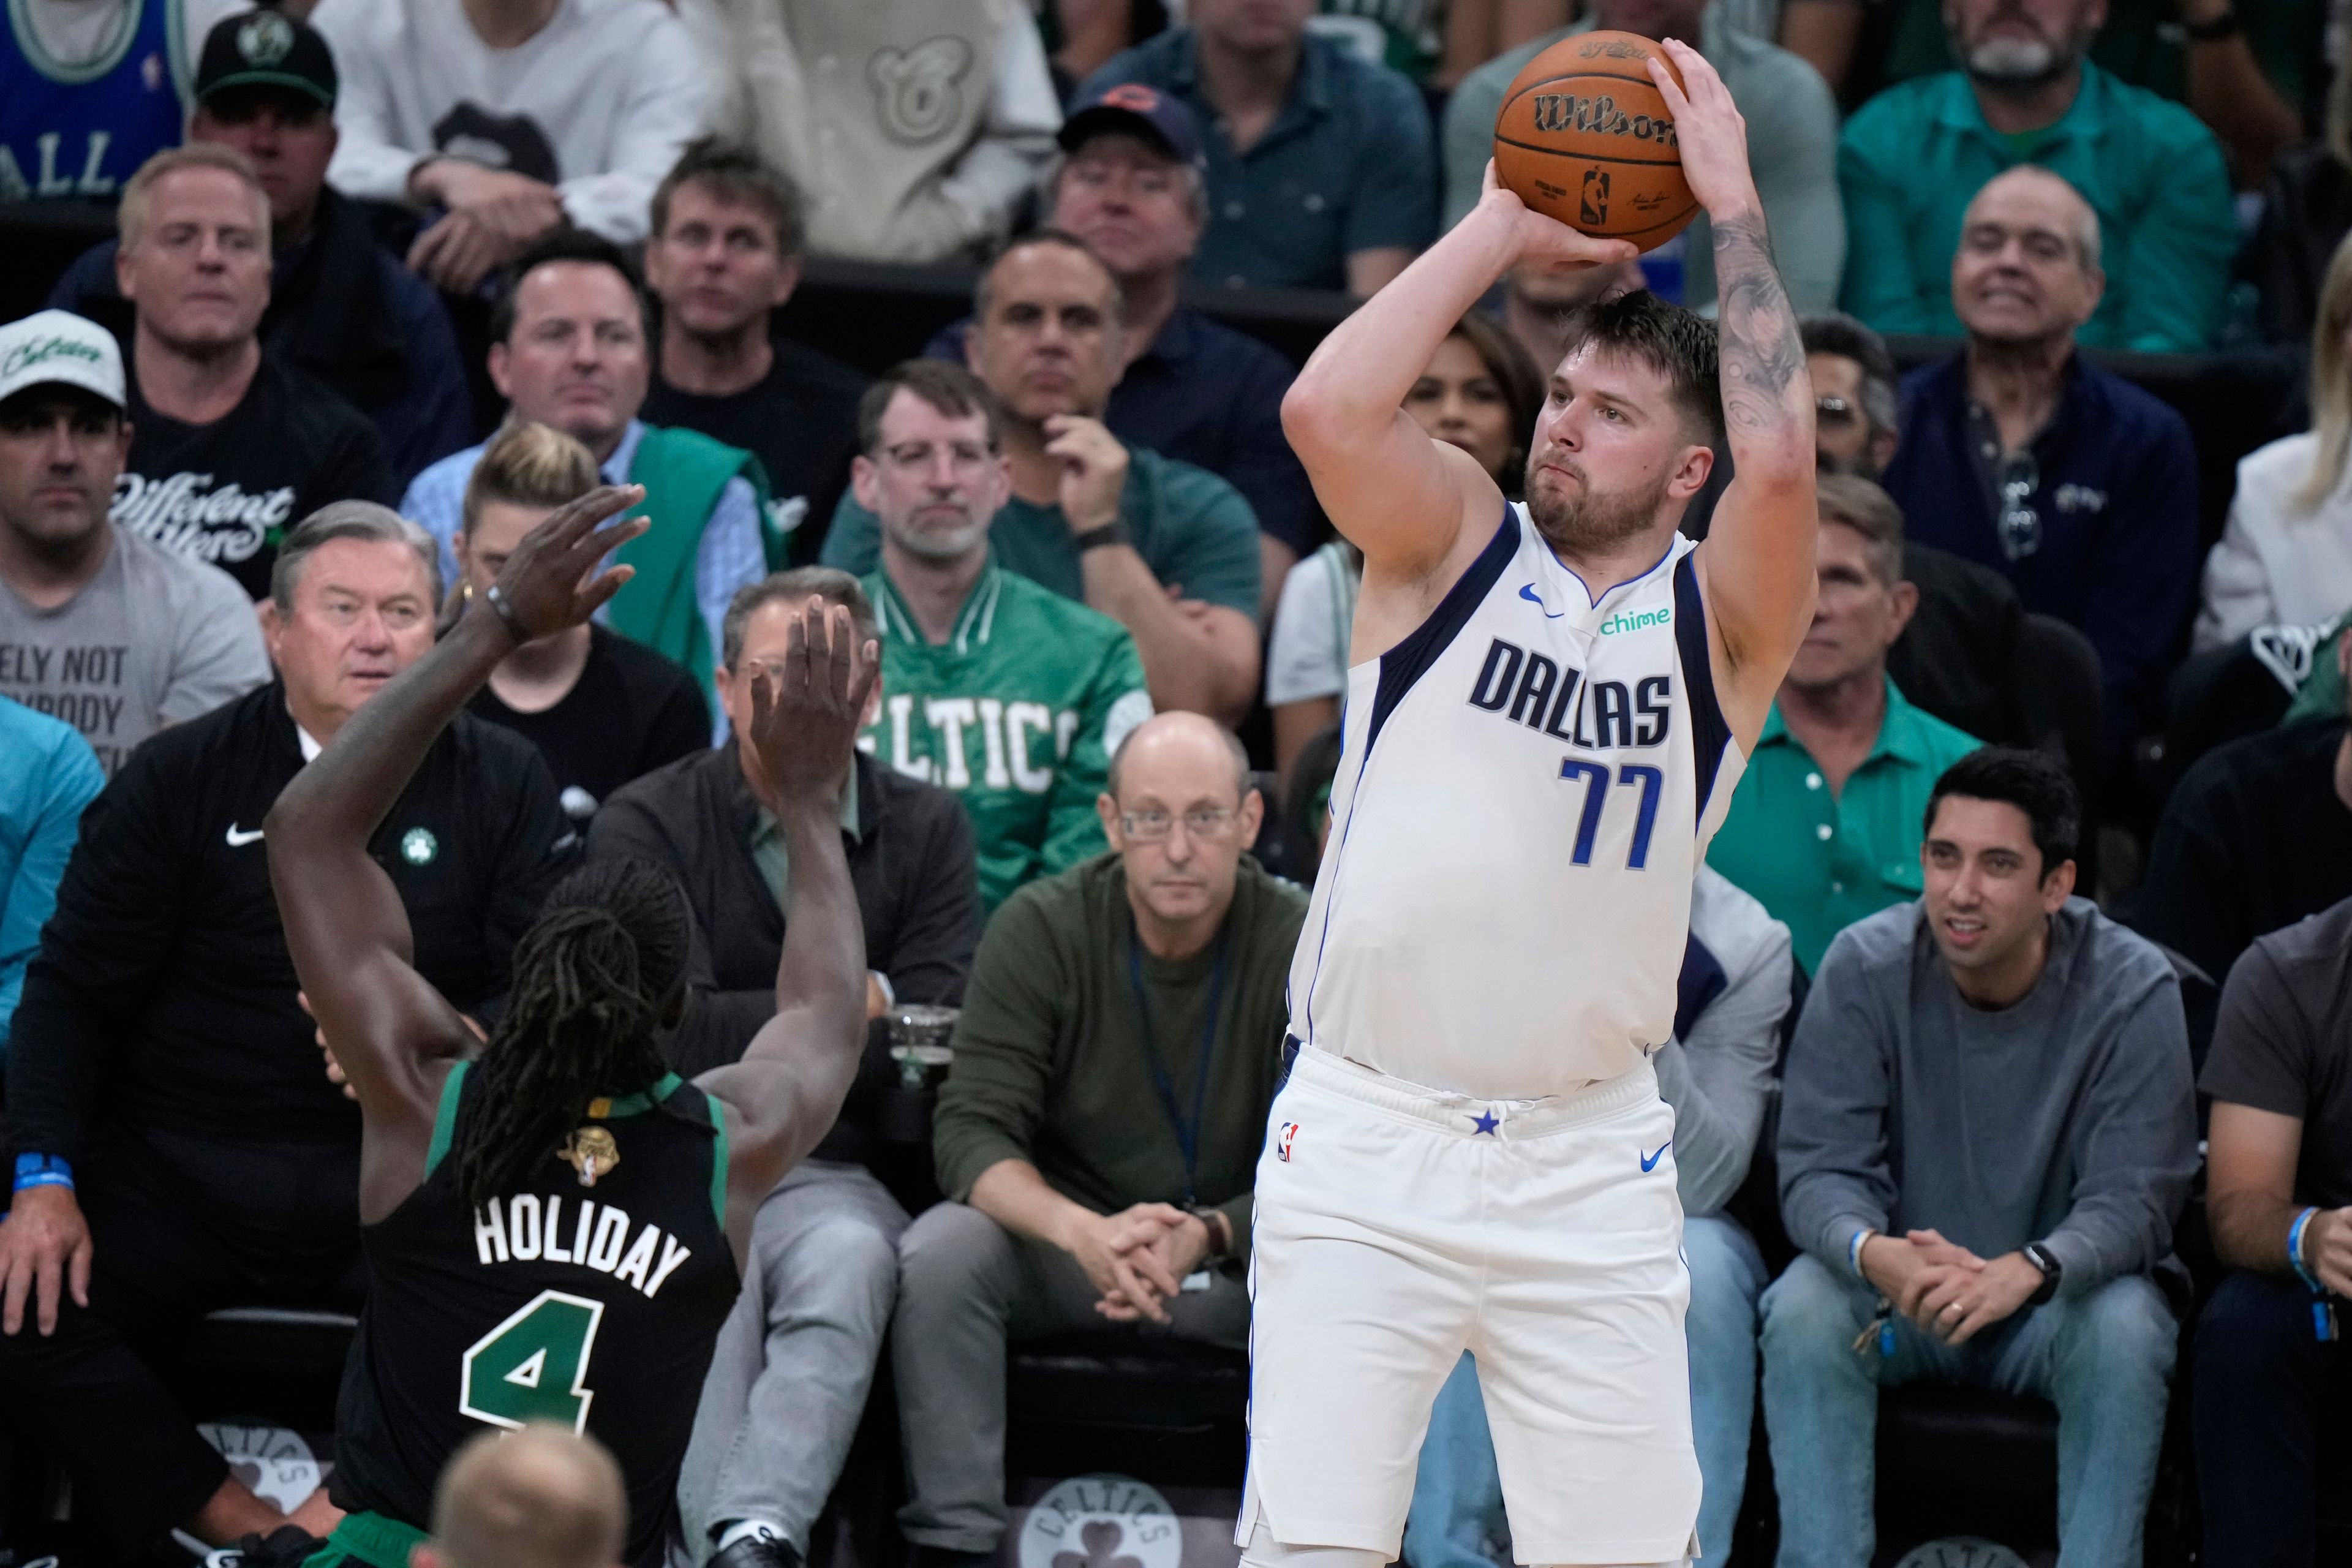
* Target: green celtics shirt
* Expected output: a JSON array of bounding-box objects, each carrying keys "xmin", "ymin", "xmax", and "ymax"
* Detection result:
[{"xmin": 861, "ymin": 560, "xmax": 1153, "ymax": 911}]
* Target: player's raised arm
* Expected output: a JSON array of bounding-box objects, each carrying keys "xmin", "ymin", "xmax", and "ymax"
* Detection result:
[
  {"xmin": 693, "ymin": 600, "xmax": 878, "ymax": 1232},
  {"xmin": 1649, "ymin": 40, "xmax": 1819, "ymax": 734},
  {"xmin": 1282, "ymin": 170, "xmax": 1637, "ymax": 581},
  {"xmin": 265, "ymin": 486, "xmax": 648, "ymax": 1215}
]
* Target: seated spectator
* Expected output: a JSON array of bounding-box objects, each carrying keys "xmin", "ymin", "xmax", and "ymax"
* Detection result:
[
  {"xmin": 2197, "ymin": 234, "xmax": 2352, "ymax": 652},
  {"xmin": 1494, "ymin": 259, "xmax": 1646, "ymax": 380},
  {"xmin": 1, "ymin": 0, "xmax": 244, "ymax": 203},
  {"xmin": 45, "ymin": 10, "xmax": 473, "ymax": 482},
  {"xmin": 1879, "ymin": 166, "xmax": 2199, "ymax": 750},
  {"xmin": 1802, "ymin": 311, "xmax": 1899, "ymax": 480},
  {"xmin": 1837, "ymin": 0, "xmax": 2236, "ymax": 352},
  {"xmin": 1764, "ymin": 747, "xmax": 2198, "ymax": 1568},
  {"xmin": 0, "ymin": 309, "xmax": 269, "ymax": 773},
  {"xmin": 456, "ymin": 422, "xmax": 708, "ymax": 824},
  {"xmin": 850, "ymin": 361, "xmax": 1153, "ymax": 912},
  {"xmin": 309, "ymin": 0, "xmax": 708, "ymax": 291},
  {"xmin": 588, "ymin": 568, "xmax": 978, "ymax": 1568},
  {"xmin": 1076, "ymin": 0, "xmax": 1436, "ymax": 295},
  {"xmin": 2133, "ymin": 634, "xmax": 2352, "ymax": 986},
  {"xmin": 1709, "ymin": 475, "xmax": 1983, "ymax": 973},
  {"xmin": 109, "ymin": 144, "xmax": 402, "ymax": 601},
  {"xmin": 0, "ymin": 697, "xmax": 100, "ymax": 1041},
  {"xmin": 641, "ymin": 140, "xmax": 868, "ymax": 560},
  {"xmin": 924, "ymin": 85, "xmax": 1320, "ymax": 615},
  {"xmin": 0, "ymin": 503, "xmax": 569, "ymax": 1561},
  {"xmin": 893, "ymin": 712, "xmax": 1306, "ymax": 1564},
  {"xmin": 417, "ymin": 1425, "xmax": 627, "ymax": 1568},
  {"xmin": 824, "ymin": 234, "xmax": 1262, "ymax": 725},
  {"xmin": 1444, "ymin": 0, "xmax": 1844, "ymax": 314},
  {"xmin": 402, "ymin": 230, "xmax": 777, "ymax": 722},
  {"xmin": 718, "ymin": 0, "xmax": 1058, "ymax": 266},
  {"xmin": 2193, "ymin": 891, "xmax": 2352, "ymax": 1568},
  {"xmin": 1404, "ymin": 869, "xmax": 1795, "ymax": 1568},
  {"xmin": 2245, "ymin": 72, "xmax": 2352, "ymax": 349},
  {"xmin": 1266, "ymin": 311, "xmax": 1541, "ymax": 779}
]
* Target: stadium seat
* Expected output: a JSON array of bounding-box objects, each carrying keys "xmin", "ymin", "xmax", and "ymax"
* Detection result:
[{"xmin": 1006, "ymin": 1332, "xmax": 1250, "ymax": 1490}]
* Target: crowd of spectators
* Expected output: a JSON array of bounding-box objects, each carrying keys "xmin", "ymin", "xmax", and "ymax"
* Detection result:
[{"xmin": 6, "ymin": 0, "xmax": 2352, "ymax": 1563}]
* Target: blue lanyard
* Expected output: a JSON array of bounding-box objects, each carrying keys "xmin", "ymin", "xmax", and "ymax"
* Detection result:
[{"xmin": 1126, "ymin": 920, "xmax": 1228, "ymax": 1207}]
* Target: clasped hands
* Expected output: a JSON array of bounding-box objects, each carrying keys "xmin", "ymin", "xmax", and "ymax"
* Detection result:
[
  {"xmin": 1861, "ymin": 1228, "xmax": 2045, "ymax": 1346},
  {"xmin": 1061, "ymin": 1201, "xmax": 1215, "ymax": 1325}
]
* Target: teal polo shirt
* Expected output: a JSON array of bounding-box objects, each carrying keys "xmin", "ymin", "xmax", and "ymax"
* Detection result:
[
  {"xmin": 1074, "ymin": 28, "xmax": 1437, "ymax": 292},
  {"xmin": 1837, "ymin": 62, "xmax": 2235, "ymax": 353},
  {"xmin": 821, "ymin": 447, "xmax": 1263, "ymax": 620},
  {"xmin": 1707, "ymin": 679, "xmax": 1983, "ymax": 973}
]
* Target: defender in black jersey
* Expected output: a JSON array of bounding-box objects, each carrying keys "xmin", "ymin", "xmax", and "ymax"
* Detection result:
[{"xmin": 262, "ymin": 484, "xmax": 879, "ymax": 1568}]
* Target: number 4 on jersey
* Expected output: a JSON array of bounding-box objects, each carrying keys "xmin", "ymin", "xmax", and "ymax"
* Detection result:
[{"xmin": 460, "ymin": 1289, "xmax": 605, "ymax": 1433}]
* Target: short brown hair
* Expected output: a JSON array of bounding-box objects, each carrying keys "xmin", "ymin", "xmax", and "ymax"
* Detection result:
[
  {"xmin": 1815, "ymin": 472, "xmax": 1907, "ymax": 587},
  {"xmin": 429, "ymin": 1425, "xmax": 625, "ymax": 1568},
  {"xmin": 973, "ymin": 227, "xmax": 1124, "ymax": 322},
  {"xmin": 1558, "ymin": 290, "xmax": 1724, "ymax": 449},
  {"xmin": 722, "ymin": 567, "xmax": 879, "ymax": 670},
  {"xmin": 118, "ymin": 143, "xmax": 269, "ymax": 251},
  {"xmin": 856, "ymin": 360, "xmax": 1002, "ymax": 457},
  {"xmin": 649, "ymin": 137, "xmax": 805, "ymax": 257},
  {"xmin": 462, "ymin": 421, "xmax": 600, "ymax": 538}
]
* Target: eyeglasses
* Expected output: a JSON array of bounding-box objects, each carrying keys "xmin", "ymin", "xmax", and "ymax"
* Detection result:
[
  {"xmin": 1815, "ymin": 394, "xmax": 1859, "ymax": 428},
  {"xmin": 1118, "ymin": 807, "xmax": 1240, "ymax": 842}
]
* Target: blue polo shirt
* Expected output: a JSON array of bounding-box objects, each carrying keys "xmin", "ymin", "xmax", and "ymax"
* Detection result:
[
  {"xmin": 1881, "ymin": 350, "xmax": 2199, "ymax": 747},
  {"xmin": 924, "ymin": 309, "xmax": 1319, "ymax": 554},
  {"xmin": 1076, "ymin": 29, "xmax": 1438, "ymax": 292}
]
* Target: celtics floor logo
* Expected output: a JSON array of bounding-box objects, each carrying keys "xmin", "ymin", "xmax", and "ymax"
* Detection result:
[{"xmin": 1019, "ymin": 1475, "xmax": 1183, "ymax": 1568}]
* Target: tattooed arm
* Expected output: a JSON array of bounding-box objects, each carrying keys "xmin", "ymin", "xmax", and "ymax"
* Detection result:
[{"xmin": 1650, "ymin": 40, "xmax": 1819, "ymax": 743}]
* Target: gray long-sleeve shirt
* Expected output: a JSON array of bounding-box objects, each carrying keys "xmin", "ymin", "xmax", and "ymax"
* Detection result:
[
  {"xmin": 1778, "ymin": 897, "xmax": 2198, "ymax": 1294},
  {"xmin": 1658, "ymin": 869, "xmax": 1795, "ymax": 1216}
]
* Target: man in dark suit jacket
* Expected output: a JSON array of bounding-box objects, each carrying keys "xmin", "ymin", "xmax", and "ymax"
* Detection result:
[{"xmin": 587, "ymin": 567, "xmax": 978, "ymax": 1568}]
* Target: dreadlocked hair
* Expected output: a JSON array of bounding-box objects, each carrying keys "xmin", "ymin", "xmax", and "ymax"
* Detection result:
[{"xmin": 452, "ymin": 859, "xmax": 692, "ymax": 1210}]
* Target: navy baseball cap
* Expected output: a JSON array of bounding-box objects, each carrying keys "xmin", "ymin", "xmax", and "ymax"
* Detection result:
[
  {"xmin": 1058, "ymin": 83, "xmax": 1207, "ymax": 170},
  {"xmin": 195, "ymin": 9, "xmax": 337, "ymax": 110}
]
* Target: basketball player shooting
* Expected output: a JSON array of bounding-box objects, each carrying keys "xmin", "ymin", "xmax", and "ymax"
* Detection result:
[
  {"xmin": 262, "ymin": 486, "xmax": 879, "ymax": 1568},
  {"xmin": 1242, "ymin": 39, "xmax": 1815, "ymax": 1568}
]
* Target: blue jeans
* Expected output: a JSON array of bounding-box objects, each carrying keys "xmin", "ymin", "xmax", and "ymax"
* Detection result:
[
  {"xmin": 1403, "ymin": 1214, "xmax": 1768, "ymax": 1566},
  {"xmin": 1758, "ymin": 1253, "xmax": 2176, "ymax": 1568}
]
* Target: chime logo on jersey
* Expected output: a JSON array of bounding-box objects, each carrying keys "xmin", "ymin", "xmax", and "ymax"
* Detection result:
[
  {"xmin": 1275, "ymin": 1121, "xmax": 1300, "ymax": 1163},
  {"xmin": 470, "ymin": 1194, "xmax": 695, "ymax": 1299}
]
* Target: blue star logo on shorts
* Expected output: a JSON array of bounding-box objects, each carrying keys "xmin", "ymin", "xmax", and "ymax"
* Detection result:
[{"xmin": 1471, "ymin": 1110, "xmax": 1499, "ymax": 1136}]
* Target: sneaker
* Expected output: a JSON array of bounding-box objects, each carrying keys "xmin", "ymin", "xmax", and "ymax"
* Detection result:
[{"xmin": 710, "ymin": 1536, "xmax": 804, "ymax": 1568}]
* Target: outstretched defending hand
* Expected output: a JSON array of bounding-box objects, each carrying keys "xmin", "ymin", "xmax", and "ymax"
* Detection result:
[
  {"xmin": 483, "ymin": 483, "xmax": 652, "ymax": 643},
  {"xmin": 1646, "ymin": 40, "xmax": 1759, "ymax": 221},
  {"xmin": 1477, "ymin": 159, "xmax": 1640, "ymax": 277},
  {"xmin": 748, "ymin": 598, "xmax": 881, "ymax": 810}
]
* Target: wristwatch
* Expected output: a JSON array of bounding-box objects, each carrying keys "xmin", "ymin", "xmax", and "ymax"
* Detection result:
[
  {"xmin": 1072, "ymin": 519, "xmax": 1133, "ymax": 554},
  {"xmin": 2023, "ymin": 1242, "xmax": 2064, "ymax": 1305},
  {"xmin": 1187, "ymin": 1206, "xmax": 1232, "ymax": 1261}
]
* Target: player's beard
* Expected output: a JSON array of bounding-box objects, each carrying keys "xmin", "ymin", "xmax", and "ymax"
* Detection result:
[{"xmin": 1523, "ymin": 461, "xmax": 1671, "ymax": 557}]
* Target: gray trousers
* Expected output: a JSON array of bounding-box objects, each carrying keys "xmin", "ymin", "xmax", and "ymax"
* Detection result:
[
  {"xmin": 892, "ymin": 1199, "xmax": 1253, "ymax": 1551},
  {"xmin": 678, "ymin": 1160, "xmax": 910, "ymax": 1560}
]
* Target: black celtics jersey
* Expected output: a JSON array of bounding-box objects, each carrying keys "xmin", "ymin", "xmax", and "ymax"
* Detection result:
[{"xmin": 330, "ymin": 1062, "xmax": 739, "ymax": 1566}]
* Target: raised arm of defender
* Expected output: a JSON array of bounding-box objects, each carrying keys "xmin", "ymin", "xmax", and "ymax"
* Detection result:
[
  {"xmin": 1280, "ymin": 157, "xmax": 1637, "ymax": 592},
  {"xmin": 1650, "ymin": 40, "xmax": 1820, "ymax": 742}
]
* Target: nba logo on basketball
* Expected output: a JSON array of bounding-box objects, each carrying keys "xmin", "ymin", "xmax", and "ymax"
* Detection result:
[
  {"xmin": 1580, "ymin": 168, "xmax": 1610, "ymax": 226},
  {"xmin": 1276, "ymin": 1121, "xmax": 1300, "ymax": 1163}
]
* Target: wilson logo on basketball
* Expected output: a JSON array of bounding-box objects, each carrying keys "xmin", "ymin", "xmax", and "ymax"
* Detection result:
[{"xmin": 1529, "ymin": 93, "xmax": 1678, "ymax": 147}]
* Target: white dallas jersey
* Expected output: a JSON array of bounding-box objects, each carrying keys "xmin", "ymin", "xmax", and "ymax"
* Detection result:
[{"xmin": 1287, "ymin": 505, "xmax": 1746, "ymax": 1099}]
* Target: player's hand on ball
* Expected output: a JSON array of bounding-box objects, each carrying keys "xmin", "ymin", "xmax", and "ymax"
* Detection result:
[
  {"xmin": 1645, "ymin": 42, "xmax": 1758, "ymax": 221},
  {"xmin": 1477, "ymin": 160, "xmax": 1640, "ymax": 276}
]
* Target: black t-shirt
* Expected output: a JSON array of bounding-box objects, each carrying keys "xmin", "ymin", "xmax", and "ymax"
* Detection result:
[
  {"xmin": 117, "ymin": 350, "xmax": 402, "ymax": 600},
  {"xmin": 2201, "ymin": 896, "xmax": 2352, "ymax": 1209},
  {"xmin": 2133, "ymin": 718, "xmax": 2352, "ymax": 987},
  {"xmin": 467, "ymin": 624, "xmax": 711, "ymax": 824},
  {"xmin": 641, "ymin": 338, "xmax": 867, "ymax": 564}
]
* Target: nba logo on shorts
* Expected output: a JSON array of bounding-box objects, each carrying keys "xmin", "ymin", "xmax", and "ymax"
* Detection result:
[{"xmin": 1276, "ymin": 1121, "xmax": 1300, "ymax": 1163}]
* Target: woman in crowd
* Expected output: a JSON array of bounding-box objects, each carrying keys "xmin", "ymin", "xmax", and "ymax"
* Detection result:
[
  {"xmin": 2197, "ymin": 233, "xmax": 2352, "ymax": 650},
  {"xmin": 1262, "ymin": 310, "xmax": 1544, "ymax": 778}
]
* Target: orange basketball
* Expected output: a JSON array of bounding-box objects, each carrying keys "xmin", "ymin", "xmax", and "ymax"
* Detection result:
[{"xmin": 1492, "ymin": 31, "xmax": 1697, "ymax": 252}]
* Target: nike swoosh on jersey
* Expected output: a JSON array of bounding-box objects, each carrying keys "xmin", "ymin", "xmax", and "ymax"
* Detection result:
[
  {"xmin": 1518, "ymin": 582, "xmax": 1564, "ymax": 619},
  {"xmin": 225, "ymin": 824, "xmax": 265, "ymax": 846},
  {"xmin": 1640, "ymin": 1140, "xmax": 1673, "ymax": 1172}
]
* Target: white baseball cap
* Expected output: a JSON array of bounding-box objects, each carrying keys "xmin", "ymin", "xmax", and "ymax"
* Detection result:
[{"xmin": 0, "ymin": 310, "xmax": 127, "ymax": 411}]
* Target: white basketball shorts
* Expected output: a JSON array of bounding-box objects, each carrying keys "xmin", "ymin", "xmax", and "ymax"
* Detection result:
[{"xmin": 1238, "ymin": 1046, "xmax": 1700, "ymax": 1566}]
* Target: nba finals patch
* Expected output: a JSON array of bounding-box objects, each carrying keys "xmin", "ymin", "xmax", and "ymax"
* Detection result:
[
  {"xmin": 1275, "ymin": 1121, "xmax": 1300, "ymax": 1163},
  {"xmin": 558, "ymin": 1126, "xmax": 620, "ymax": 1187}
]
